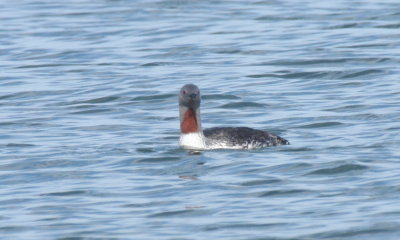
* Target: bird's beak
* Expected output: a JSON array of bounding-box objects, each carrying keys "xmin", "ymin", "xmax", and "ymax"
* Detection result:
[{"xmin": 189, "ymin": 93, "xmax": 197, "ymax": 99}]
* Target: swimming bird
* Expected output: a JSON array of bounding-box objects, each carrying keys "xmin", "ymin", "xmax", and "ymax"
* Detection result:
[{"xmin": 179, "ymin": 84, "xmax": 289, "ymax": 149}]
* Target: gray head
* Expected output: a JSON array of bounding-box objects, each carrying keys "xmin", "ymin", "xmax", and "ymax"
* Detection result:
[{"xmin": 179, "ymin": 84, "xmax": 201, "ymax": 109}]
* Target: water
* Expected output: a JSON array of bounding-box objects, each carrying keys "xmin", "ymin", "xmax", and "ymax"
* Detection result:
[{"xmin": 1, "ymin": 0, "xmax": 400, "ymax": 239}]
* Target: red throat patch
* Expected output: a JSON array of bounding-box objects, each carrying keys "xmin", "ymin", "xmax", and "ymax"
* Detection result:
[{"xmin": 181, "ymin": 108, "xmax": 198, "ymax": 133}]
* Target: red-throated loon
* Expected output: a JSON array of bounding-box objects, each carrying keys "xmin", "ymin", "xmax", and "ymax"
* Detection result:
[{"xmin": 179, "ymin": 84, "xmax": 289, "ymax": 149}]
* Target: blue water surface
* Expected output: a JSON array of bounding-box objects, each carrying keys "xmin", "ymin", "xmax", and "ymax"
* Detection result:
[{"xmin": 1, "ymin": 0, "xmax": 400, "ymax": 239}]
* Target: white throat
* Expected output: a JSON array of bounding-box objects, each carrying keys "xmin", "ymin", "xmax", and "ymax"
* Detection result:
[{"xmin": 179, "ymin": 131, "xmax": 207, "ymax": 150}]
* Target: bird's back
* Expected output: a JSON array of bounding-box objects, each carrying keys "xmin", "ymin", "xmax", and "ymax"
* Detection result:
[{"xmin": 203, "ymin": 127, "xmax": 289, "ymax": 149}]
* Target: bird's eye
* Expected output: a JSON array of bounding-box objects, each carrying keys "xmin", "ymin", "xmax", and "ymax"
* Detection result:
[{"xmin": 183, "ymin": 90, "xmax": 187, "ymax": 95}]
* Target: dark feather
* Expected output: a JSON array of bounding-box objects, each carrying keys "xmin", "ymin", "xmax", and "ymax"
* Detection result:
[{"xmin": 203, "ymin": 127, "xmax": 289, "ymax": 148}]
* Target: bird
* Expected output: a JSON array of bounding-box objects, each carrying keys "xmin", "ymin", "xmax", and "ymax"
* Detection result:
[{"xmin": 179, "ymin": 84, "xmax": 289, "ymax": 149}]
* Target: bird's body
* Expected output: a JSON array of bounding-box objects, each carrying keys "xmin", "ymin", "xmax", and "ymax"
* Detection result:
[{"xmin": 178, "ymin": 84, "xmax": 289, "ymax": 150}]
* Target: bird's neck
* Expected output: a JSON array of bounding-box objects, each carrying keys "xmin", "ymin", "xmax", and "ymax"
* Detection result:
[{"xmin": 180, "ymin": 106, "xmax": 202, "ymax": 134}]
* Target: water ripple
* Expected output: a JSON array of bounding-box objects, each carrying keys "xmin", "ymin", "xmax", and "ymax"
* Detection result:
[
  {"xmin": 296, "ymin": 122, "xmax": 344, "ymax": 129},
  {"xmin": 1, "ymin": 0, "xmax": 400, "ymax": 239},
  {"xmin": 220, "ymin": 102, "xmax": 266, "ymax": 109},
  {"xmin": 256, "ymin": 189, "xmax": 311, "ymax": 197},
  {"xmin": 246, "ymin": 69, "xmax": 383, "ymax": 80},
  {"xmin": 307, "ymin": 164, "xmax": 368, "ymax": 175}
]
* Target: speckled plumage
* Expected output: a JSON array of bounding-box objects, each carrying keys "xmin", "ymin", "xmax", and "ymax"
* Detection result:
[{"xmin": 204, "ymin": 127, "xmax": 289, "ymax": 149}]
